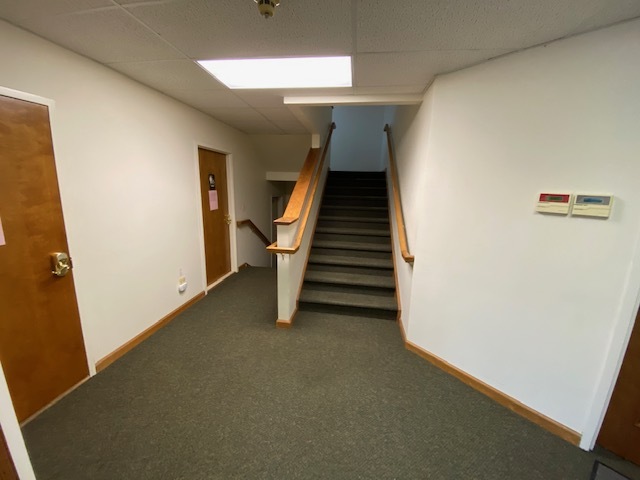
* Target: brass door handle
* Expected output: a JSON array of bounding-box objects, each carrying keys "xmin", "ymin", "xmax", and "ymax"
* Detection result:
[
  {"xmin": 51, "ymin": 252, "xmax": 72, "ymax": 277},
  {"xmin": 224, "ymin": 214, "xmax": 232, "ymax": 225}
]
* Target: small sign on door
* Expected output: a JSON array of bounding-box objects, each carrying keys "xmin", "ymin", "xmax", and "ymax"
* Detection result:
[
  {"xmin": 208, "ymin": 173, "xmax": 218, "ymax": 211},
  {"xmin": 209, "ymin": 190, "xmax": 219, "ymax": 211}
]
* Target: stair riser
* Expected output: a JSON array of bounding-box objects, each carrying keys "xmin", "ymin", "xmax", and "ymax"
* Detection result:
[
  {"xmin": 299, "ymin": 292, "xmax": 397, "ymax": 312},
  {"xmin": 326, "ymin": 179, "xmax": 387, "ymax": 188},
  {"xmin": 298, "ymin": 302, "xmax": 397, "ymax": 321},
  {"xmin": 309, "ymin": 256, "xmax": 393, "ymax": 270},
  {"xmin": 315, "ymin": 228, "xmax": 390, "ymax": 238},
  {"xmin": 312, "ymin": 241, "xmax": 392, "ymax": 253},
  {"xmin": 299, "ymin": 171, "xmax": 397, "ymax": 320},
  {"xmin": 323, "ymin": 197, "xmax": 388, "ymax": 208},
  {"xmin": 324, "ymin": 187, "xmax": 387, "ymax": 197},
  {"xmin": 329, "ymin": 171, "xmax": 386, "ymax": 179},
  {"xmin": 303, "ymin": 275, "xmax": 395, "ymax": 290},
  {"xmin": 318, "ymin": 215, "xmax": 389, "ymax": 224},
  {"xmin": 313, "ymin": 233, "xmax": 391, "ymax": 247},
  {"xmin": 317, "ymin": 220, "xmax": 389, "ymax": 230},
  {"xmin": 313, "ymin": 240, "xmax": 391, "ymax": 254},
  {"xmin": 319, "ymin": 208, "xmax": 388, "ymax": 220},
  {"xmin": 306, "ymin": 263, "xmax": 394, "ymax": 278}
]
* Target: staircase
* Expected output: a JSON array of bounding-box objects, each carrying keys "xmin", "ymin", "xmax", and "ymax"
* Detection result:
[{"xmin": 299, "ymin": 171, "xmax": 398, "ymax": 320}]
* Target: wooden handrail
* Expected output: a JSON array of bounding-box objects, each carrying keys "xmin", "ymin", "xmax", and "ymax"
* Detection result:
[
  {"xmin": 274, "ymin": 148, "xmax": 319, "ymax": 225},
  {"xmin": 267, "ymin": 123, "xmax": 336, "ymax": 254},
  {"xmin": 237, "ymin": 219, "xmax": 271, "ymax": 246},
  {"xmin": 384, "ymin": 124, "xmax": 414, "ymax": 264}
]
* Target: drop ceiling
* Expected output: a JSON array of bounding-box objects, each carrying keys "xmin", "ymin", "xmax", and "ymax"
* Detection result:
[{"xmin": 1, "ymin": 0, "xmax": 639, "ymax": 134}]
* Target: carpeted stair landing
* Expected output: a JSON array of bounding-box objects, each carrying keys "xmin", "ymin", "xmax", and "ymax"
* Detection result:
[{"xmin": 299, "ymin": 171, "xmax": 398, "ymax": 319}]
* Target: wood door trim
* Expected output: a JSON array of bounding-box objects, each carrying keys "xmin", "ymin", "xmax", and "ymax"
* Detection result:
[
  {"xmin": 400, "ymin": 327, "xmax": 581, "ymax": 446},
  {"xmin": 20, "ymin": 376, "xmax": 91, "ymax": 426},
  {"xmin": 206, "ymin": 271, "xmax": 234, "ymax": 292},
  {"xmin": 96, "ymin": 292, "xmax": 205, "ymax": 372}
]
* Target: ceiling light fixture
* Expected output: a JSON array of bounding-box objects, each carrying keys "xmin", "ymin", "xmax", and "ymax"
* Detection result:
[
  {"xmin": 255, "ymin": 0, "xmax": 280, "ymax": 18},
  {"xmin": 198, "ymin": 56, "xmax": 352, "ymax": 89}
]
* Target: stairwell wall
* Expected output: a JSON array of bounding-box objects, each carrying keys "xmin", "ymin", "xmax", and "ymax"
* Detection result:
[
  {"xmin": 387, "ymin": 19, "xmax": 640, "ymax": 444},
  {"xmin": 276, "ymin": 151, "xmax": 330, "ymax": 323},
  {"xmin": 330, "ymin": 106, "xmax": 387, "ymax": 171},
  {"xmin": 383, "ymin": 91, "xmax": 435, "ymax": 333}
]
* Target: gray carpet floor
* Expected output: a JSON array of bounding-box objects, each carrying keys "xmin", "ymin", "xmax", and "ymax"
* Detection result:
[{"xmin": 22, "ymin": 267, "xmax": 640, "ymax": 480}]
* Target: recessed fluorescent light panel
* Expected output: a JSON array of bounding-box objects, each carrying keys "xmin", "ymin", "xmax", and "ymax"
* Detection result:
[{"xmin": 197, "ymin": 56, "xmax": 352, "ymax": 89}]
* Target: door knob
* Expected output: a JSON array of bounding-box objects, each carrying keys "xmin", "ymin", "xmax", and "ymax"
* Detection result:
[
  {"xmin": 224, "ymin": 214, "xmax": 232, "ymax": 225},
  {"xmin": 50, "ymin": 252, "xmax": 72, "ymax": 277}
]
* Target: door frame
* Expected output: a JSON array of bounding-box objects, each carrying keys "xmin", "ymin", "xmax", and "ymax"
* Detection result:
[
  {"xmin": 0, "ymin": 84, "xmax": 76, "ymax": 479},
  {"xmin": 0, "ymin": 86, "xmax": 93, "ymax": 371},
  {"xmin": 581, "ymin": 230, "xmax": 640, "ymax": 449},
  {"xmin": 193, "ymin": 142, "xmax": 238, "ymax": 293}
]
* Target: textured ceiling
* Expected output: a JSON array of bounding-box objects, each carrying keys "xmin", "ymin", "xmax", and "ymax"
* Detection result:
[{"xmin": 1, "ymin": 0, "xmax": 639, "ymax": 134}]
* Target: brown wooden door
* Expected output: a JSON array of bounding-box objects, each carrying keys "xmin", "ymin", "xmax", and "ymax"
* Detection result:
[
  {"xmin": 0, "ymin": 95, "xmax": 89, "ymax": 422},
  {"xmin": 598, "ymin": 306, "xmax": 640, "ymax": 465},
  {"xmin": 198, "ymin": 148, "xmax": 231, "ymax": 286},
  {"xmin": 0, "ymin": 425, "xmax": 18, "ymax": 480}
]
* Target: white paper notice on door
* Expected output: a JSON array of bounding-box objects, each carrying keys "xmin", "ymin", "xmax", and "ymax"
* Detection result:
[
  {"xmin": 209, "ymin": 190, "xmax": 219, "ymax": 211},
  {"xmin": 0, "ymin": 217, "xmax": 5, "ymax": 246}
]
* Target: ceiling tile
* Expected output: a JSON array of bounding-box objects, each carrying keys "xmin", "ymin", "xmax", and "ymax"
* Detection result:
[
  {"xmin": 206, "ymin": 108, "xmax": 284, "ymax": 134},
  {"xmin": 16, "ymin": 8, "xmax": 183, "ymax": 63},
  {"xmin": 0, "ymin": 0, "xmax": 112, "ymax": 20},
  {"xmin": 256, "ymin": 107, "xmax": 307, "ymax": 131},
  {"xmin": 166, "ymin": 90, "xmax": 249, "ymax": 110},
  {"xmin": 206, "ymin": 107, "xmax": 269, "ymax": 122},
  {"xmin": 238, "ymin": 122, "xmax": 283, "ymax": 134},
  {"xmin": 109, "ymin": 60, "xmax": 226, "ymax": 92},
  {"xmin": 3, "ymin": 0, "xmax": 639, "ymax": 135},
  {"xmin": 354, "ymin": 50, "xmax": 510, "ymax": 87},
  {"xmin": 357, "ymin": 0, "xmax": 640, "ymax": 51},
  {"xmin": 233, "ymin": 91, "xmax": 286, "ymax": 108},
  {"xmin": 125, "ymin": 0, "xmax": 353, "ymax": 59}
]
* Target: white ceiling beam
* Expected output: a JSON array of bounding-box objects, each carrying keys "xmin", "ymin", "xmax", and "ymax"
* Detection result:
[{"xmin": 283, "ymin": 94, "xmax": 423, "ymax": 106}]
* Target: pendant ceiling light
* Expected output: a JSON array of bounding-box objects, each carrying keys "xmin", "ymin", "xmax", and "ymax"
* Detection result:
[{"xmin": 255, "ymin": 0, "xmax": 281, "ymax": 19}]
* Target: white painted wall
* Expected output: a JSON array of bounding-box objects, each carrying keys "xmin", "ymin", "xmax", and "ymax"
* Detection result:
[
  {"xmin": 0, "ymin": 20, "xmax": 277, "ymax": 367},
  {"xmin": 250, "ymin": 134, "xmax": 311, "ymax": 171},
  {"xmin": 276, "ymin": 153, "xmax": 329, "ymax": 322},
  {"xmin": 389, "ymin": 19, "xmax": 640, "ymax": 440},
  {"xmin": 288, "ymin": 105, "xmax": 333, "ymax": 147},
  {"xmin": 330, "ymin": 106, "xmax": 387, "ymax": 171},
  {"xmin": 382, "ymin": 95, "xmax": 433, "ymax": 332}
]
